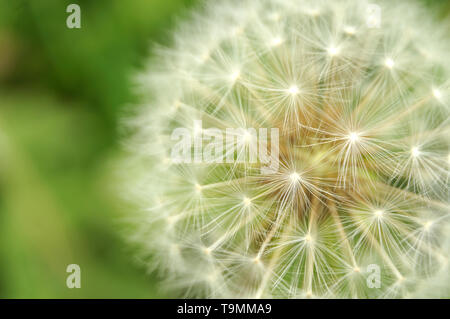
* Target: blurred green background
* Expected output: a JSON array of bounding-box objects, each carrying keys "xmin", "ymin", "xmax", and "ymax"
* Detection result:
[
  {"xmin": 0, "ymin": 0, "xmax": 448, "ymax": 298},
  {"xmin": 0, "ymin": 0, "xmax": 196, "ymax": 298}
]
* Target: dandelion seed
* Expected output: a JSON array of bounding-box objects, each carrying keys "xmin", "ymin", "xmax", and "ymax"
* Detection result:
[
  {"xmin": 194, "ymin": 122, "xmax": 203, "ymax": 135},
  {"xmin": 287, "ymin": 85, "xmax": 299, "ymax": 95},
  {"xmin": 385, "ymin": 58, "xmax": 395, "ymax": 69},
  {"xmin": 304, "ymin": 234, "xmax": 312, "ymax": 242},
  {"xmin": 200, "ymin": 51, "xmax": 210, "ymax": 62},
  {"xmin": 423, "ymin": 221, "xmax": 433, "ymax": 231},
  {"xmin": 167, "ymin": 216, "xmax": 177, "ymax": 225},
  {"xmin": 289, "ymin": 172, "xmax": 301, "ymax": 183},
  {"xmin": 207, "ymin": 272, "xmax": 218, "ymax": 282},
  {"xmin": 269, "ymin": 12, "xmax": 280, "ymax": 21},
  {"xmin": 243, "ymin": 131, "xmax": 252, "ymax": 143},
  {"xmin": 231, "ymin": 26, "xmax": 244, "ymax": 36},
  {"xmin": 348, "ymin": 132, "xmax": 360, "ymax": 143},
  {"xmin": 306, "ymin": 9, "xmax": 320, "ymax": 17},
  {"xmin": 270, "ymin": 37, "xmax": 283, "ymax": 47},
  {"xmin": 327, "ymin": 46, "xmax": 340, "ymax": 56},
  {"xmin": 411, "ymin": 146, "xmax": 421, "ymax": 158},
  {"xmin": 374, "ymin": 210, "xmax": 384, "ymax": 218},
  {"xmin": 344, "ymin": 26, "xmax": 356, "ymax": 35},
  {"xmin": 432, "ymin": 88, "xmax": 442, "ymax": 100},
  {"xmin": 229, "ymin": 70, "xmax": 240, "ymax": 82}
]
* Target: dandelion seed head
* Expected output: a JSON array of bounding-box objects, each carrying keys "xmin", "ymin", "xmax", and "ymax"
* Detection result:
[{"xmin": 124, "ymin": 0, "xmax": 450, "ymax": 299}]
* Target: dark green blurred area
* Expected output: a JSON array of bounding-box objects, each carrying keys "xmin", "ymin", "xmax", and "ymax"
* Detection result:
[{"xmin": 0, "ymin": 0, "xmax": 448, "ymax": 298}]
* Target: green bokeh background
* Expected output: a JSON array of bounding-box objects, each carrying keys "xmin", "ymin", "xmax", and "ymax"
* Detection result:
[{"xmin": 0, "ymin": 0, "xmax": 448, "ymax": 298}]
